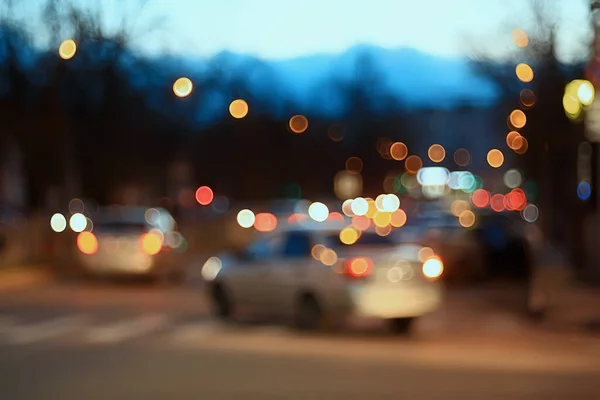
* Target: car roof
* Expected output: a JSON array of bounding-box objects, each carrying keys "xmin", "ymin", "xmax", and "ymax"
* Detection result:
[{"xmin": 93, "ymin": 206, "xmax": 171, "ymax": 224}]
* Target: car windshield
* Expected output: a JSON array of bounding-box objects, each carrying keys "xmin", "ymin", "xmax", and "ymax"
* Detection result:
[
  {"xmin": 94, "ymin": 222, "xmax": 148, "ymax": 234},
  {"xmin": 326, "ymin": 232, "xmax": 394, "ymax": 248}
]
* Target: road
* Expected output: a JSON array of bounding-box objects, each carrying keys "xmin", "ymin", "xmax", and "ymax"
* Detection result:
[{"xmin": 0, "ymin": 268, "xmax": 599, "ymax": 399}]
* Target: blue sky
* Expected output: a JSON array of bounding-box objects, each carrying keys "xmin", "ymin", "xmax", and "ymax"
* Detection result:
[{"xmin": 19, "ymin": 0, "xmax": 593, "ymax": 61}]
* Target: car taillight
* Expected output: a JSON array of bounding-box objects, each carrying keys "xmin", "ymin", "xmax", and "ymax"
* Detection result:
[
  {"xmin": 422, "ymin": 255, "xmax": 443, "ymax": 279},
  {"xmin": 141, "ymin": 232, "xmax": 163, "ymax": 255},
  {"xmin": 77, "ymin": 232, "xmax": 98, "ymax": 255},
  {"xmin": 344, "ymin": 257, "xmax": 374, "ymax": 278}
]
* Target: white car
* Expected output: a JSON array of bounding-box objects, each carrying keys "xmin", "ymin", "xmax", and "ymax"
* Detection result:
[
  {"xmin": 75, "ymin": 206, "xmax": 185, "ymax": 283},
  {"xmin": 202, "ymin": 221, "xmax": 444, "ymax": 333}
]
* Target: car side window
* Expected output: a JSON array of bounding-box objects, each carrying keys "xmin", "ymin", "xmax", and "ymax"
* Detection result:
[
  {"xmin": 246, "ymin": 234, "xmax": 281, "ymax": 261},
  {"xmin": 282, "ymin": 231, "xmax": 312, "ymax": 259}
]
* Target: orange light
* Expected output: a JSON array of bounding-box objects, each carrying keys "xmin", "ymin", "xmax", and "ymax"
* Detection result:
[
  {"xmin": 254, "ymin": 213, "xmax": 278, "ymax": 232},
  {"xmin": 77, "ymin": 232, "xmax": 98, "ymax": 255},
  {"xmin": 289, "ymin": 115, "xmax": 308, "ymax": 134},
  {"xmin": 141, "ymin": 232, "xmax": 163, "ymax": 255},
  {"xmin": 351, "ymin": 215, "xmax": 371, "ymax": 231},
  {"xmin": 346, "ymin": 257, "xmax": 373, "ymax": 278},
  {"xmin": 327, "ymin": 212, "xmax": 345, "ymax": 221},
  {"xmin": 405, "ymin": 155, "xmax": 423, "ymax": 174},
  {"xmin": 509, "ymin": 110, "xmax": 527, "ymax": 129},
  {"xmin": 390, "ymin": 142, "xmax": 408, "ymax": 161},
  {"xmin": 287, "ymin": 213, "xmax": 307, "ymax": 224}
]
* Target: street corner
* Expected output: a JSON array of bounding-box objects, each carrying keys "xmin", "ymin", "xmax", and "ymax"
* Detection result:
[{"xmin": 0, "ymin": 264, "xmax": 54, "ymax": 294}]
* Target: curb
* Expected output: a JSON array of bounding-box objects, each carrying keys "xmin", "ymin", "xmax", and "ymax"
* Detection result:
[{"xmin": 0, "ymin": 264, "xmax": 53, "ymax": 294}]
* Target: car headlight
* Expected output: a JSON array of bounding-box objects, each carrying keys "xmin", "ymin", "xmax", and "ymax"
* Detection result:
[{"xmin": 422, "ymin": 256, "xmax": 443, "ymax": 279}]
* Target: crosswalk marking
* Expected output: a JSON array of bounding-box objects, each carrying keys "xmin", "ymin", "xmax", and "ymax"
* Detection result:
[
  {"xmin": 5, "ymin": 315, "xmax": 88, "ymax": 345},
  {"xmin": 84, "ymin": 314, "xmax": 170, "ymax": 344}
]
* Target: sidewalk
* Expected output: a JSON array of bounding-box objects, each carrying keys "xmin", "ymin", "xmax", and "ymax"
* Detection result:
[{"xmin": 0, "ymin": 263, "xmax": 53, "ymax": 294}]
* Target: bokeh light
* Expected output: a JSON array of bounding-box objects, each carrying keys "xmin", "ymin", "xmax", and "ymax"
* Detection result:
[
  {"xmin": 375, "ymin": 224, "xmax": 392, "ymax": 236},
  {"xmin": 520, "ymin": 89, "xmax": 536, "ymax": 108},
  {"xmin": 173, "ymin": 77, "xmax": 193, "ymax": 97},
  {"xmin": 320, "ymin": 248, "xmax": 338, "ymax": 266},
  {"xmin": 418, "ymin": 247, "xmax": 435, "ymax": 263},
  {"xmin": 345, "ymin": 157, "xmax": 363, "ymax": 174},
  {"xmin": 352, "ymin": 215, "xmax": 371, "ymax": 231},
  {"xmin": 450, "ymin": 200, "xmax": 470, "ymax": 217},
  {"xmin": 454, "ymin": 148, "xmax": 471, "ymax": 167},
  {"xmin": 514, "ymin": 137, "xmax": 529, "ymax": 155},
  {"xmin": 487, "ymin": 149, "xmax": 504, "ymax": 168},
  {"xmin": 521, "ymin": 204, "xmax": 539, "ymax": 223},
  {"xmin": 503, "ymin": 169, "xmax": 523, "ymax": 189},
  {"xmin": 390, "ymin": 142, "xmax": 408, "ymax": 161},
  {"xmin": 145, "ymin": 208, "xmax": 160, "ymax": 225},
  {"xmin": 308, "ymin": 202, "xmax": 329, "ymax": 222},
  {"xmin": 405, "ymin": 155, "xmax": 423, "ymax": 174},
  {"xmin": 69, "ymin": 213, "xmax": 87, "ymax": 233},
  {"xmin": 490, "ymin": 194, "xmax": 506, "ymax": 212},
  {"xmin": 382, "ymin": 194, "xmax": 400, "ymax": 212},
  {"xmin": 471, "ymin": 189, "xmax": 490, "ymax": 208},
  {"xmin": 340, "ymin": 227, "xmax": 360, "ymax": 245},
  {"xmin": 390, "ymin": 209, "xmax": 407, "ymax": 228},
  {"xmin": 342, "ymin": 199, "xmax": 354, "ymax": 216},
  {"xmin": 506, "ymin": 131, "xmax": 522, "ymax": 150},
  {"xmin": 563, "ymin": 94, "xmax": 581, "ymax": 117},
  {"xmin": 428, "ymin": 144, "xmax": 446, "ymax": 163},
  {"xmin": 328, "ymin": 124, "xmax": 345, "ymax": 141},
  {"xmin": 141, "ymin": 232, "xmax": 163, "ymax": 255},
  {"xmin": 311, "ymin": 244, "xmax": 326, "ymax": 260},
  {"xmin": 69, "ymin": 198, "xmax": 84, "ymax": 214},
  {"xmin": 254, "ymin": 213, "xmax": 278, "ymax": 232},
  {"xmin": 229, "ymin": 99, "xmax": 249, "ymax": 119},
  {"xmin": 50, "ymin": 213, "xmax": 67, "ymax": 233},
  {"xmin": 289, "ymin": 115, "xmax": 308, "ymax": 134},
  {"xmin": 577, "ymin": 181, "xmax": 592, "ymax": 200},
  {"xmin": 509, "ymin": 109, "xmax": 527, "ymax": 129},
  {"xmin": 512, "ymin": 29, "xmax": 529, "ymax": 48},
  {"xmin": 237, "ymin": 209, "xmax": 255, "ymax": 228},
  {"xmin": 373, "ymin": 211, "xmax": 392, "ymax": 228},
  {"xmin": 577, "ymin": 80, "xmax": 595, "ymax": 106},
  {"xmin": 458, "ymin": 210, "xmax": 476, "ymax": 228},
  {"xmin": 59, "ymin": 39, "xmax": 77, "ymax": 59},
  {"xmin": 516, "ymin": 63, "xmax": 534, "ymax": 83},
  {"xmin": 195, "ymin": 186, "xmax": 214, "ymax": 205},
  {"xmin": 77, "ymin": 232, "xmax": 98, "ymax": 255},
  {"xmin": 351, "ymin": 197, "xmax": 368, "ymax": 216}
]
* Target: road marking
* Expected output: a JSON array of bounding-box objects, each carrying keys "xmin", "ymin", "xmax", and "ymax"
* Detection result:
[
  {"xmin": 4, "ymin": 315, "xmax": 88, "ymax": 345},
  {"xmin": 85, "ymin": 314, "xmax": 170, "ymax": 344}
]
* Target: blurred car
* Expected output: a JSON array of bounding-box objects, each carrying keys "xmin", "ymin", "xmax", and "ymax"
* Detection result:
[
  {"xmin": 202, "ymin": 221, "xmax": 444, "ymax": 334},
  {"xmin": 75, "ymin": 206, "xmax": 185, "ymax": 283}
]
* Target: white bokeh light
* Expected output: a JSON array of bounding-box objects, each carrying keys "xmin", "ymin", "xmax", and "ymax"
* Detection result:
[
  {"xmin": 50, "ymin": 213, "xmax": 67, "ymax": 233},
  {"xmin": 350, "ymin": 197, "xmax": 368, "ymax": 216},
  {"xmin": 308, "ymin": 202, "xmax": 329, "ymax": 222},
  {"xmin": 237, "ymin": 209, "xmax": 255, "ymax": 228},
  {"xmin": 69, "ymin": 213, "xmax": 87, "ymax": 233}
]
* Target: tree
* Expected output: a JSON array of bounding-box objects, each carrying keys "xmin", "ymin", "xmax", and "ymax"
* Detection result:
[{"xmin": 468, "ymin": 0, "xmax": 589, "ymax": 265}]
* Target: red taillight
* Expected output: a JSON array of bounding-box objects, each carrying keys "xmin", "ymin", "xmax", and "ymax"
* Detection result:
[
  {"xmin": 344, "ymin": 257, "xmax": 374, "ymax": 278},
  {"xmin": 140, "ymin": 232, "xmax": 163, "ymax": 255},
  {"xmin": 77, "ymin": 232, "xmax": 98, "ymax": 255}
]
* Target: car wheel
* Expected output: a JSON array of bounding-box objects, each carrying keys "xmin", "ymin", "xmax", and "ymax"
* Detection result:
[
  {"xmin": 293, "ymin": 294, "xmax": 324, "ymax": 331},
  {"xmin": 388, "ymin": 317, "xmax": 415, "ymax": 335},
  {"xmin": 212, "ymin": 284, "xmax": 234, "ymax": 320}
]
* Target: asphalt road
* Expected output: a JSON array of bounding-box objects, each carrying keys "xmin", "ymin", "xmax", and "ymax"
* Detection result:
[{"xmin": 0, "ymin": 273, "xmax": 599, "ymax": 399}]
